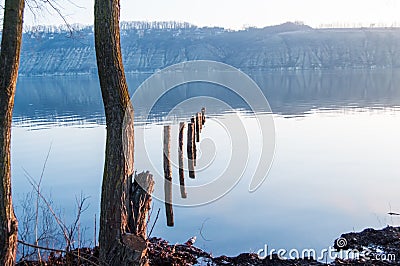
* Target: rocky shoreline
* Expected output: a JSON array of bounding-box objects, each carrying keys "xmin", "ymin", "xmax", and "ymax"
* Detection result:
[
  {"xmin": 16, "ymin": 226, "xmax": 400, "ymax": 265},
  {"xmin": 147, "ymin": 226, "xmax": 400, "ymax": 265}
]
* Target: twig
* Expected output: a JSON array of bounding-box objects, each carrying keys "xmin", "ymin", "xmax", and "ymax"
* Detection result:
[
  {"xmin": 23, "ymin": 170, "xmax": 71, "ymax": 247},
  {"xmin": 18, "ymin": 240, "xmax": 100, "ymax": 266},
  {"xmin": 34, "ymin": 143, "xmax": 52, "ymax": 262},
  {"xmin": 22, "ymin": 166, "xmax": 91, "ymax": 262},
  {"xmin": 68, "ymin": 193, "xmax": 90, "ymax": 247},
  {"xmin": 25, "ymin": 0, "xmax": 76, "ymax": 37},
  {"xmin": 147, "ymin": 208, "xmax": 160, "ymax": 239},
  {"xmin": 94, "ymin": 214, "xmax": 97, "ymax": 247},
  {"xmin": 64, "ymin": 0, "xmax": 84, "ymax": 9},
  {"xmin": 18, "ymin": 239, "xmax": 64, "ymax": 253},
  {"xmin": 43, "ymin": 0, "xmax": 74, "ymax": 35},
  {"xmin": 199, "ymin": 218, "xmax": 211, "ymax": 242}
]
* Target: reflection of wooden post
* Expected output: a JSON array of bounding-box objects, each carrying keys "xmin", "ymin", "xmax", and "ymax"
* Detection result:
[
  {"xmin": 187, "ymin": 123, "xmax": 195, "ymax": 178},
  {"xmin": 190, "ymin": 117, "xmax": 197, "ymax": 166},
  {"xmin": 201, "ymin": 107, "xmax": 206, "ymax": 125},
  {"xmin": 196, "ymin": 112, "xmax": 201, "ymax": 142},
  {"xmin": 163, "ymin": 126, "xmax": 174, "ymax": 226},
  {"xmin": 178, "ymin": 122, "xmax": 187, "ymax": 198}
]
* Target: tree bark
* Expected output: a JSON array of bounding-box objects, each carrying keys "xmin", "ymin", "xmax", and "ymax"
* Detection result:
[
  {"xmin": 94, "ymin": 1, "xmax": 143, "ymax": 265},
  {"xmin": 129, "ymin": 171, "xmax": 154, "ymax": 239},
  {"xmin": 0, "ymin": 0, "xmax": 25, "ymax": 264}
]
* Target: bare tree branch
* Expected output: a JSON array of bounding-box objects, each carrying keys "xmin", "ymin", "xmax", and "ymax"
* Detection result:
[
  {"xmin": 17, "ymin": 240, "xmax": 100, "ymax": 266},
  {"xmin": 34, "ymin": 143, "xmax": 52, "ymax": 262},
  {"xmin": 23, "ymin": 169, "xmax": 71, "ymax": 247},
  {"xmin": 25, "ymin": 0, "xmax": 74, "ymax": 35},
  {"xmin": 147, "ymin": 208, "xmax": 160, "ymax": 239}
]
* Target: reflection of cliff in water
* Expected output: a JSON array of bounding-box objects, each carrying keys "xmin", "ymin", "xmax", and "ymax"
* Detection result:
[
  {"xmin": 253, "ymin": 69, "xmax": 400, "ymax": 116},
  {"xmin": 13, "ymin": 74, "xmax": 150, "ymax": 125},
  {"xmin": 14, "ymin": 75, "xmax": 104, "ymax": 125},
  {"xmin": 13, "ymin": 69, "xmax": 400, "ymax": 125}
]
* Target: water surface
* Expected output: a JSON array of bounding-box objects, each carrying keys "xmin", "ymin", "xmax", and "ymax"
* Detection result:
[{"xmin": 12, "ymin": 69, "xmax": 400, "ymax": 257}]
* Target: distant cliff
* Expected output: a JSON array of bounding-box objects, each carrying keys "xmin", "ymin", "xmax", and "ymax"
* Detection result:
[{"xmin": 18, "ymin": 22, "xmax": 400, "ymax": 76}]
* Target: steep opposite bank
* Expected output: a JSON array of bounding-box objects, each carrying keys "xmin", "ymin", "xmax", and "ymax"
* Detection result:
[{"xmin": 18, "ymin": 22, "xmax": 400, "ymax": 76}]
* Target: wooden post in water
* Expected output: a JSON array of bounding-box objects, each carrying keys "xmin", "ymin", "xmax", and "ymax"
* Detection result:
[
  {"xmin": 196, "ymin": 112, "xmax": 201, "ymax": 142},
  {"xmin": 198, "ymin": 112, "xmax": 203, "ymax": 132},
  {"xmin": 201, "ymin": 107, "xmax": 206, "ymax": 125},
  {"xmin": 187, "ymin": 123, "xmax": 195, "ymax": 178},
  {"xmin": 190, "ymin": 117, "xmax": 197, "ymax": 166},
  {"xmin": 178, "ymin": 122, "xmax": 187, "ymax": 198},
  {"xmin": 163, "ymin": 126, "xmax": 174, "ymax": 226}
]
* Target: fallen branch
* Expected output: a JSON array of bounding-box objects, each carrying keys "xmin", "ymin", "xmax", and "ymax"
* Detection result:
[{"xmin": 17, "ymin": 240, "xmax": 100, "ymax": 266}]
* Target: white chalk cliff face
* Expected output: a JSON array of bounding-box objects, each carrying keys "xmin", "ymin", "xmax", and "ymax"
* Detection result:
[{"xmin": 18, "ymin": 22, "xmax": 400, "ymax": 76}]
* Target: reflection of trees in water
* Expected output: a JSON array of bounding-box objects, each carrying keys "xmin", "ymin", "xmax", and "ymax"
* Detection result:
[
  {"xmin": 253, "ymin": 69, "xmax": 400, "ymax": 115},
  {"xmin": 13, "ymin": 69, "xmax": 400, "ymax": 124}
]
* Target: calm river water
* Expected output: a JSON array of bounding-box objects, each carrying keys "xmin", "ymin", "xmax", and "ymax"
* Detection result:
[{"xmin": 11, "ymin": 69, "xmax": 400, "ymax": 257}]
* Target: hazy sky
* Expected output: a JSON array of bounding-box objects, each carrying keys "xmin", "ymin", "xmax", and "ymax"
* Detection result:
[{"xmin": 24, "ymin": 0, "xmax": 400, "ymax": 29}]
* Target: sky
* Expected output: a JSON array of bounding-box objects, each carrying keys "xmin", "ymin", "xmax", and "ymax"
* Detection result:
[{"xmin": 23, "ymin": 0, "xmax": 400, "ymax": 29}]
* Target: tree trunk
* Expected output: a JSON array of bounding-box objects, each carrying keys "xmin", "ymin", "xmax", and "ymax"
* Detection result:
[
  {"xmin": 0, "ymin": 0, "xmax": 25, "ymax": 264},
  {"xmin": 94, "ymin": 1, "xmax": 144, "ymax": 265}
]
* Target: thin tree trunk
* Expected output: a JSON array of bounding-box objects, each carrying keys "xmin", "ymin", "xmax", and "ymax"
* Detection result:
[
  {"xmin": 94, "ymin": 1, "xmax": 145, "ymax": 265},
  {"xmin": 0, "ymin": 0, "xmax": 25, "ymax": 264}
]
